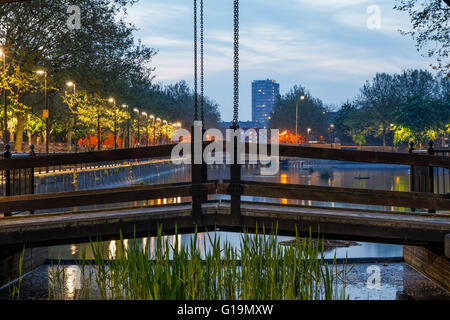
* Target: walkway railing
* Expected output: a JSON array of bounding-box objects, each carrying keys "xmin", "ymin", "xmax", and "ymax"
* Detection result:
[{"xmin": 0, "ymin": 141, "xmax": 449, "ymax": 217}]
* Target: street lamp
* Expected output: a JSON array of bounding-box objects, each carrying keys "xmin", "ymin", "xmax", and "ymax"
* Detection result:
[
  {"xmin": 296, "ymin": 95, "xmax": 305, "ymax": 145},
  {"xmin": 134, "ymin": 108, "xmax": 140, "ymax": 147},
  {"xmin": 36, "ymin": 69, "xmax": 49, "ymax": 153},
  {"xmin": 108, "ymin": 98, "xmax": 117, "ymax": 149},
  {"xmin": 122, "ymin": 104, "xmax": 130, "ymax": 148},
  {"xmin": 1, "ymin": 48, "xmax": 8, "ymax": 148},
  {"xmin": 66, "ymin": 81, "xmax": 77, "ymax": 152},
  {"xmin": 307, "ymin": 128, "xmax": 312, "ymax": 142},
  {"xmin": 330, "ymin": 124, "xmax": 335, "ymax": 148},
  {"xmin": 156, "ymin": 118, "xmax": 161, "ymax": 145},
  {"xmin": 149, "ymin": 115, "xmax": 155, "ymax": 145},
  {"xmin": 142, "ymin": 112, "xmax": 148, "ymax": 146},
  {"xmin": 163, "ymin": 120, "xmax": 168, "ymax": 144}
]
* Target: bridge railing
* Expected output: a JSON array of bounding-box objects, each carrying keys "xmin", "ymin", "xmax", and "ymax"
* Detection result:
[
  {"xmin": 1, "ymin": 145, "xmax": 36, "ymax": 216},
  {"xmin": 0, "ymin": 141, "xmax": 449, "ymax": 217}
]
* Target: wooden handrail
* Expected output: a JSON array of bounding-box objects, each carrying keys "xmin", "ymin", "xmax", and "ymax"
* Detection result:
[
  {"xmin": 277, "ymin": 144, "xmax": 450, "ymax": 169},
  {"xmin": 1, "ymin": 142, "xmax": 449, "ymax": 170},
  {"xmin": 0, "ymin": 144, "xmax": 177, "ymax": 170},
  {"xmin": 1, "ymin": 180, "xmax": 448, "ymax": 216},
  {"xmin": 218, "ymin": 181, "xmax": 450, "ymax": 211},
  {"xmin": 0, "ymin": 182, "xmax": 218, "ymax": 213}
]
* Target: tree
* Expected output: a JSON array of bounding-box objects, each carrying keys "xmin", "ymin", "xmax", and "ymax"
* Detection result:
[
  {"xmin": 269, "ymin": 85, "xmax": 329, "ymax": 140},
  {"xmin": 392, "ymin": 70, "xmax": 449, "ymax": 146},
  {"xmin": 356, "ymin": 73, "xmax": 401, "ymax": 146},
  {"xmin": 394, "ymin": 0, "xmax": 450, "ymax": 73},
  {"xmin": 334, "ymin": 102, "xmax": 372, "ymax": 147}
]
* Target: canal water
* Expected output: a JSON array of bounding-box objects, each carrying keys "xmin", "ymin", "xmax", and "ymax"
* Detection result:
[
  {"xmin": 2, "ymin": 160, "xmax": 449, "ymax": 299},
  {"xmin": 46, "ymin": 160, "xmax": 407, "ymax": 260}
]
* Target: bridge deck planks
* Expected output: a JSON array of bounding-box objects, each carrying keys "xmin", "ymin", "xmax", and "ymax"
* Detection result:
[{"xmin": 0, "ymin": 202, "xmax": 448, "ymax": 249}]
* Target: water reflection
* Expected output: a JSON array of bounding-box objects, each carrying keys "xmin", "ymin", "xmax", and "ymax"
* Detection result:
[{"xmin": 49, "ymin": 161, "xmax": 410, "ymax": 260}]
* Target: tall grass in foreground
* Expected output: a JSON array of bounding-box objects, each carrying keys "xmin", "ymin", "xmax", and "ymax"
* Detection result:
[{"xmin": 48, "ymin": 227, "xmax": 348, "ymax": 300}]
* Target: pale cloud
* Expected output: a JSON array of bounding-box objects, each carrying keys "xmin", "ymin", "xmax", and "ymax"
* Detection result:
[
  {"xmin": 123, "ymin": 0, "xmax": 434, "ymax": 121},
  {"xmin": 294, "ymin": 0, "xmax": 372, "ymax": 10},
  {"xmin": 126, "ymin": 3, "xmax": 189, "ymax": 27}
]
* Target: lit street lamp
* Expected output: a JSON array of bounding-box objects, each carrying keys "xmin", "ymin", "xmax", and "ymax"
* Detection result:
[
  {"xmin": 66, "ymin": 81, "xmax": 77, "ymax": 152},
  {"xmin": 148, "ymin": 115, "xmax": 155, "ymax": 145},
  {"xmin": 156, "ymin": 118, "xmax": 161, "ymax": 145},
  {"xmin": 122, "ymin": 104, "xmax": 130, "ymax": 148},
  {"xmin": 330, "ymin": 124, "xmax": 335, "ymax": 148},
  {"xmin": 108, "ymin": 98, "xmax": 117, "ymax": 149},
  {"xmin": 142, "ymin": 112, "xmax": 148, "ymax": 146},
  {"xmin": 134, "ymin": 108, "xmax": 140, "ymax": 147},
  {"xmin": 296, "ymin": 95, "xmax": 305, "ymax": 145},
  {"xmin": 163, "ymin": 120, "xmax": 168, "ymax": 144},
  {"xmin": 36, "ymin": 69, "xmax": 49, "ymax": 153},
  {"xmin": 307, "ymin": 128, "xmax": 312, "ymax": 142}
]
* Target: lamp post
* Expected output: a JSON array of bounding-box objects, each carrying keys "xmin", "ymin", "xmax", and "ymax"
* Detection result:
[
  {"xmin": 163, "ymin": 120, "xmax": 168, "ymax": 144},
  {"xmin": 149, "ymin": 115, "xmax": 155, "ymax": 145},
  {"xmin": 36, "ymin": 70, "xmax": 49, "ymax": 153},
  {"xmin": 296, "ymin": 95, "xmax": 305, "ymax": 145},
  {"xmin": 122, "ymin": 104, "xmax": 130, "ymax": 148},
  {"xmin": 142, "ymin": 112, "xmax": 148, "ymax": 146},
  {"xmin": 1, "ymin": 48, "xmax": 8, "ymax": 148},
  {"xmin": 66, "ymin": 81, "xmax": 77, "ymax": 152},
  {"xmin": 156, "ymin": 118, "xmax": 161, "ymax": 145},
  {"xmin": 134, "ymin": 108, "xmax": 140, "ymax": 147},
  {"xmin": 97, "ymin": 107, "xmax": 102, "ymax": 151},
  {"xmin": 330, "ymin": 124, "xmax": 335, "ymax": 149},
  {"xmin": 172, "ymin": 123, "xmax": 177, "ymax": 143},
  {"xmin": 108, "ymin": 98, "xmax": 117, "ymax": 149},
  {"xmin": 307, "ymin": 128, "xmax": 312, "ymax": 142}
]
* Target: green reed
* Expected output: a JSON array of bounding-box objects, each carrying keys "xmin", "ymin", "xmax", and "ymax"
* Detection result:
[{"xmin": 48, "ymin": 226, "xmax": 348, "ymax": 300}]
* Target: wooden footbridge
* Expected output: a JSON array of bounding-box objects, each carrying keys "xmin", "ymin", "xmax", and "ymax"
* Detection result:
[
  {"xmin": 0, "ymin": 142, "xmax": 449, "ymax": 247},
  {"xmin": 0, "ymin": 142, "xmax": 450, "ymax": 289}
]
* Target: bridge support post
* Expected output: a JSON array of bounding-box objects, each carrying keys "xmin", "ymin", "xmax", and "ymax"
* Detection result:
[
  {"xmin": 229, "ymin": 126, "xmax": 242, "ymax": 221},
  {"xmin": 0, "ymin": 246, "xmax": 48, "ymax": 289},
  {"xmin": 3, "ymin": 144, "xmax": 11, "ymax": 217},
  {"xmin": 403, "ymin": 244, "xmax": 449, "ymax": 291},
  {"xmin": 191, "ymin": 122, "xmax": 207, "ymax": 220}
]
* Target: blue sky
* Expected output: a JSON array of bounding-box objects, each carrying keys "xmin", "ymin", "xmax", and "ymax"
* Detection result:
[{"xmin": 124, "ymin": 0, "xmax": 435, "ymax": 121}]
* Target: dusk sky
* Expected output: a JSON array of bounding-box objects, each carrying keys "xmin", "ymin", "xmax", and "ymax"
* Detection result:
[{"xmin": 124, "ymin": 0, "xmax": 436, "ymax": 122}]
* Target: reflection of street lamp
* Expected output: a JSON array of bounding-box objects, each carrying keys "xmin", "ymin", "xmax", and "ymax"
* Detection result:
[
  {"xmin": 66, "ymin": 81, "xmax": 77, "ymax": 152},
  {"xmin": 122, "ymin": 104, "xmax": 130, "ymax": 148},
  {"xmin": 296, "ymin": 95, "xmax": 305, "ymax": 145},
  {"xmin": 108, "ymin": 98, "xmax": 118, "ymax": 149},
  {"xmin": 36, "ymin": 69, "xmax": 49, "ymax": 153},
  {"xmin": 1, "ymin": 48, "xmax": 8, "ymax": 147}
]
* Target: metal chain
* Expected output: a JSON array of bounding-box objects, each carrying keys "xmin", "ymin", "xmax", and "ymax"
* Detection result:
[
  {"xmin": 200, "ymin": 0, "xmax": 205, "ymax": 124},
  {"xmin": 233, "ymin": 0, "xmax": 239, "ymax": 126},
  {"xmin": 194, "ymin": 0, "xmax": 198, "ymax": 121}
]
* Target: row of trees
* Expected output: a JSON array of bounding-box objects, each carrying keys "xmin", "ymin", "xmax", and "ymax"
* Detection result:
[
  {"xmin": 0, "ymin": 0, "xmax": 220, "ymax": 152},
  {"xmin": 334, "ymin": 69, "xmax": 449, "ymax": 147},
  {"xmin": 268, "ymin": 85, "xmax": 331, "ymax": 142}
]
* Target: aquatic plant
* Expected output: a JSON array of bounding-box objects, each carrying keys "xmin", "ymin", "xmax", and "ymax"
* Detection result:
[{"xmin": 47, "ymin": 226, "xmax": 348, "ymax": 300}]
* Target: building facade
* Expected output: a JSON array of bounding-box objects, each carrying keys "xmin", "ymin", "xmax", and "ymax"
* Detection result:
[{"xmin": 252, "ymin": 79, "xmax": 280, "ymax": 128}]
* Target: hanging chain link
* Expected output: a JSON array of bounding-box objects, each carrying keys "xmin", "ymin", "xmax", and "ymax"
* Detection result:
[
  {"xmin": 233, "ymin": 0, "xmax": 239, "ymax": 126},
  {"xmin": 194, "ymin": 0, "xmax": 198, "ymax": 121},
  {"xmin": 200, "ymin": 0, "xmax": 205, "ymax": 123}
]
